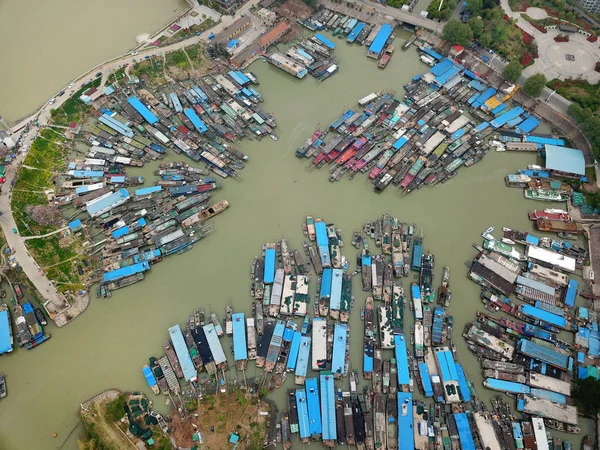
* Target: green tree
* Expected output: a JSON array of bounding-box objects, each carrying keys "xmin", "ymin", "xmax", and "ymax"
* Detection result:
[
  {"xmin": 386, "ymin": 0, "xmax": 407, "ymax": 7},
  {"xmin": 574, "ymin": 378, "xmax": 600, "ymax": 414},
  {"xmin": 443, "ymin": 19, "xmax": 474, "ymax": 47},
  {"xmin": 428, "ymin": 0, "xmax": 457, "ymax": 19},
  {"xmin": 478, "ymin": 31, "xmax": 493, "ymax": 48},
  {"xmin": 523, "ymin": 73, "xmax": 547, "ymax": 97},
  {"xmin": 569, "ymin": 103, "xmax": 600, "ymax": 158},
  {"xmin": 467, "ymin": 17, "xmax": 484, "ymax": 37},
  {"xmin": 503, "ymin": 60, "xmax": 523, "ymax": 83},
  {"xmin": 466, "ymin": 0, "xmax": 483, "ymax": 14},
  {"xmin": 105, "ymin": 395, "xmax": 126, "ymax": 422}
]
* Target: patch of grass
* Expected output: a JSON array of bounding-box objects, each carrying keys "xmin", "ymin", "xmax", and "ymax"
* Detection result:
[
  {"xmin": 548, "ymin": 78, "xmax": 600, "ymax": 110},
  {"xmin": 166, "ymin": 50, "xmax": 190, "ymax": 69},
  {"xmin": 133, "ymin": 58, "xmax": 166, "ymax": 84},
  {"xmin": 25, "ymin": 235, "xmax": 83, "ymax": 290}
]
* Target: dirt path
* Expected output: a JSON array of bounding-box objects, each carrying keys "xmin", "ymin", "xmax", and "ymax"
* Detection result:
[
  {"xmin": 183, "ymin": 48, "xmax": 195, "ymax": 71},
  {"xmin": 83, "ymin": 401, "xmax": 135, "ymax": 450}
]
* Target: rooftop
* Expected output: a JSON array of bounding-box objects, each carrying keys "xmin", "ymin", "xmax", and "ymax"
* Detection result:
[{"xmin": 544, "ymin": 144, "xmax": 585, "ymax": 176}]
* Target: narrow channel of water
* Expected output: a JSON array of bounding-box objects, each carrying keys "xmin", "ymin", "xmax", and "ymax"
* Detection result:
[
  {"xmin": 0, "ymin": 0, "xmax": 186, "ymax": 124},
  {"xmin": 0, "ymin": 32, "xmax": 591, "ymax": 449}
]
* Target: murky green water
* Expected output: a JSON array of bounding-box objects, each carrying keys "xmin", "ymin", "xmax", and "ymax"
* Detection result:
[
  {"xmin": 0, "ymin": 29, "xmax": 592, "ymax": 449},
  {"xmin": 0, "ymin": 0, "xmax": 187, "ymax": 124}
]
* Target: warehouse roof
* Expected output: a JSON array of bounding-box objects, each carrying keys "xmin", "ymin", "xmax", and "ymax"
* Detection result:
[{"xmin": 544, "ymin": 144, "xmax": 585, "ymax": 176}]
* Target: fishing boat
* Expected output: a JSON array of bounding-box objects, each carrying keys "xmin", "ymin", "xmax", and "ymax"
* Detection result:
[
  {"xmin": 270, "ymin": 133, "xmax": 279, "ymax": 141},
  {"xmin": 210, "ymin": 312, "xmax": 224, "ymax": 337},
  {"xmin": 0, "ymin": 374, "xmax": 5, "ymax": 399},
  {"xmin": 482, "ymin": 238, "xmax": 527, "ymax": 261},
  {"xmin": 0, "ymin": 304, "xmax": 13, "ymax": 354},
  {"xmin": 149, "ymin": 357, "xmax": 169, "ymax": 394},
  {"xmin": 386, "ymin": 392, "xmax": 398, "ymax": 450},
  {"xmin": 164, "ymin": 340, "xmax": 184, "ymax": 379},
  {"xmin": 558, "ymin": 231, "xmax": 577, "ymax": 240},
  {"xmin": 142, "ymin": 365, "xmax": 160, "ymax": 395},
  {"xmin": 528, "ymin": 209, "xmax": 570, "ymax": 222},
  {"xmin": 373, "ymin": 393, "xmax": 386, "ymax": 449},
  {"xmin": 437, "ymin": 267, "xmax": 451, "ymax": 307},
  {"xmin": 225, "ymin": 304, "xmax": 233, "ymax": 336},
  {"xmin": 420, "ymin": 253, "xmax": 435, "ymax": 303},
  {"xmin": 281, "ymin": 411, "xmax": 292, "ymax": 449},
  {"xmin": 382, "ymin": 360, "xmax": 391, "ymax": 394},
  {"xmin": 524, "ymin": 189, "xmax": 569, "ymax": 202},
  {"xmin": 378, "ymin": 45, "xmax": 394, "ymax": 69},
  {"xmin": 301, "ymin": 314, "xmax": 310, "ymax": 335}
]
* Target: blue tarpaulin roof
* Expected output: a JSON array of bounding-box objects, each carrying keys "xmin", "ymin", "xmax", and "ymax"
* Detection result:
[
  {"xmin": 0, "ymin": 310, "xmax": 12, "ymax": 354},
  {"xmin": 490, "ymin": 106, "xmax": 524, "ymax": 128},
  {"xmin": 184, "ymin": 108, "xmax": 208, "ymax": 134},
  {"xmin": 517, "ymin": 116, "xmax": 540, "ymax": 133},
  {"xmin": 287, "ymin": 331, "xmax": 302, "ymax": 371},
  {"xmin": 332, "ymin": 324, "xmax": 347, "ymax": 375},
  {"xmin": 455, "ymin": 363, "xmax": 471, "ymax": 402},
  {"xmin": 368, "ymin": 24, "xmax": 393, "ymax": 55},
  {"xmin": 227, "ymin": 39, "xmax": 239, "ymax": 49},
  {"xmin": 545, "ymin": 144, "xmax": 585, "ymax": 176},
  {"xmin": 103, "ymin": 261, "xmax": 149, "ymax": 282},
  {"xmin": 127, "ymin": 97, "xmax": 158, "ymax": 124},
  {"xmin": 393, "ymin": 136, "xmax": 409, "ymax": 150},
  {"xmin": 305, "ymin": 378, "xmax": 322, "ymax": 436},
  {"xmin": 398, "ymin": 393, "xmax": 415, "ymax": 450},
  {"xmin": 394, "ymin": 334, "xmax": 410, "ymax": 385},
  {"xmin": 68, "ymin": 219, "xmax": 83, "ymax": 231},
  {"xmin": 135, "ymin": 185, "xmax": 162, "ymax": 196},
  {"xmin": 364, "ymin": 340, "xmax": 373, "ymax": 373},
  {"xmin": 518, "ymin": 339, "xmax": 570, "ymax": 369},
  {"xmin": 519, "ymin": 304, "xmax": 567, "ymax": 328},
  {"xmin": 232, "ymin": 313, "xmax": 247, "ymax": 361},
  {"xmin": 142, "ymin": 365, "xmax": 157, "ymax": 388},
  {"xmin": 264, "ymin": 248, "xmax": 276, "ymax": 284},
  {"xmin": 314, "ymin": 33, "xmax": 336, "ymax": 49},
  {"xmin": 454, "ymin": 413, "xmax": 476, "ymax": 450},
  {"xmin": 418, "ymin": 363, "xmax": 433, "ymax": 397},
  {"xmin": 169, "ymin": 324, "xmax": 197, "ymax": 381},
  {"xmin": 295, "ymin": 336, "xmax": 311, "ymax": 378}
]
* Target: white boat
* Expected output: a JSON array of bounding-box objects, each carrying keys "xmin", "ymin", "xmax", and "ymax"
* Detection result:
[
  {"xmin": 544, "ymin": 208, "xmax": 567, "ymax": 214},
  {"xmin": 482, "ymin": 226, "xmax": 494, "ymax": 240},
  {"xmin": 501, "ymin": 238, "xmax": 515, "ymax": 245},
  {"xmin": 270, "ymin": 134, "xmax": 278, "ymax": 141},
  {"xmin": 527, "ymin": 164, "xmax": 543, "ymax": 170}
]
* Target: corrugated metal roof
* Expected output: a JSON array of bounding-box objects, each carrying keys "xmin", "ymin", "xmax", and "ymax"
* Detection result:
[
  {"xmin": 329, "ymin": 269, "xmax": 343, "ymax": 310},
  {"xmin": 320, "ymin": 372, "xmax": 337, "ymax": 440},
  {"xmin": 315, "ymin": 222, "xmax": 328, "ymax": 247},
  {"xmin": 127, "ymin": 97, "xmax": 158, "ymax": 124},
  {"xmin": 394, "ymin": 334, "xmax": 410, "ymax": 385},
  {"xmin": 454, "ymin": 413, "xmax": 476, "ymax": 450},
  {"xmin": 296, "ymin": 389, "xmax": 311, "ymax": 439},
  {"xmin": 331, "ymin": 324, "xmax": 347, "ymax": 375},
  {"xmin": 516, "ymin": 275, "xmax": 555, "ymax": 296},
  {"xmin": 232, "ymin": 313, "xmax": 247, "ymax": 361},
  {"xmin": 87, "ymin": 188, "xmax": 130, "ymax": 217},
  {"xmin": 398, "ymin": 393, "xmax": 415, "ymax": 450},
  {"xmin": 485, "ymin": 378, "xmax": 530, "ymax": 393},
  {"xmin": 203, "ymin": 323, "xmax": 227, "ymax": 365},
  {"xmin": 103, "ymin": 261, "xmax": 149, "ymax": 282},
  {"xmin": 518, "ymin": 339, "xmax": 570, "ymax": 369},
  {"xmin": 418, "ymin": 363, "xmax": 433, "ymax": 397},
  {"xmin": 320, "ymin": 269, "xmax": 332, "ymax": 298},
  {"xmin": 295, "ymin": 336, "xmax": 311, "ymax": 378},
  {"xmin": 545, "ymin": 144, "xmax": 585, "ymax": 176},
  {"xmin": 287, "ymin": 331, "xmax": 302, "ymax": 371},
  {"xmin": 455, "ymin": 363, "xmax": 471, "ymax": 402},
  {"xmin": 184, "ymin": 108, "xmax": 208, "ymax": 134},
  {"xmin": 368, "ymin": 24, "xmax": 393, "ymax": 54},
  {"xmin": 519, "ymin": 304, "xmax": 567, "ymax": 328},
  {"xmin": 169, "ymin": 324, "xmax": 197, "ymax": 382},
  {"xmin": 305, "ymin": 378, "xmax": 322, "ymax": 436},
  {"xmin": 0, "ymin": 310, "xmax": 12, "ymax": 354}
]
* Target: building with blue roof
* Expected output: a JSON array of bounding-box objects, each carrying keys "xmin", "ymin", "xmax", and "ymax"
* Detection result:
[
  {"xmin": 330, "ymin": 269, "xmax": 343, "ymax": 310},
  {"xmin": 472, "ymin": 87, "xmax": 496, "ymax": 108},
  {"xmin": 319, "ymin": 372, "xmax": 336, "ymax": 441},
  {"xmin": 87, "ymin": 188, "xmax": 130, "ymax": 217},
  {"xmin": 518, "ymin": 339, "xmax": 571, "ymax": 370},
  {"xmin": 418, "ymin": 363, "xmax": 433, "ymax": 397},
  {"xmin": 128, "ymin": 97, "xmax": 159, "ymax": 124},
  {"xmin": 103, "ymin": 261, "xmax": 149, "ymax": 282},
  {"xmin": 169, "ymin": 324, "xmax": 197, "ymax": 382},
  {"xmin": 332, "ymin": 324, "xmax": 347, "ymax": 376},
  {"xmin": 519, "ymin": 304, "xmax": 567, "ymax": 328},
  {"xmin": 454, "ymin": 413, "xmax": 476, "ymax": 450},
  {"xmin": 368, "ymin": 24, "xmax": 393, "ymax": 58},
  {"xmin": 397, "ymin": 393, "xmax": 415, "ymax": 450},
  {"xmin": 492, "ymin": 104, "xmax": 506, "ymax": 115},
  {"xmin": 430, "ymin": 58, "xmax": 453, "ymax": 77},
  {"xmin": 264, "ymin": 248, "xmax": 276, "ymax": 284},
  {"xmin": 135, "ymin": 186, "xmax": 162, "ymax": 197},
  {"xmin": 517, "ymin": 116, "xmax": 540, "ymax": 133},
  {"xmin": 295, "ymin": 336, "xmax": 311, "ymax": 379},
  {"xmin": 232, "ymin": 313, "xmax": 247, "ymax": 361},
  {"xmin": 394, "ymin": 334, "xmax": 410, "ymax": 385},
  {"xmin": 314, "ymin": 33, "xmax": 336, "ymax": 49},
  {"xmin": 296, "ymin": 389, "xmax": 311, "ymax": 439},
  {"xmin": 184, "ymin": 108, "xmax": 208, "ymax": 134},
  {"xmin": 544, "ymin": 144, "xmax": 585, "ymax": 176},
  {"xmin": 455, "ymin": 363, "xmax": 471, "ymax": 402},
  {"xmin": 305, "ymin": 377, "xmax": 322, "ymax": 437},
  {"xmin": 68, "ymin": 219, "xmax": 83, "ymax": 232},
  {"xmin": 0, "ymin": 309, "xmax": 13, "ymax": 354},
  {"xmin": 287, "ymin": 331, "xmax": 302, "ymax": 371},
  {"xmin": 228, "ymin": 70, "xmax": 245, "ymax": 85}
]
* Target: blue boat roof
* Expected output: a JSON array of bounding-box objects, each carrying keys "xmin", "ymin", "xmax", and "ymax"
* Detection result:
[
  {"xmin": 394, "ymin": 334, "xmax": 411, "ymax": 385},
  {"xmin": 422, "ymin": 47, "xmax": 443, "ymax": 60},
  {"xmin": 486, "ymin": 378, "xmax": 530, "ymax": 393},
  {"xmin": 362, "ymin": 255, "xmax": 372, "ymax": 266},
  {"xmin": 320, "ymin": 268, "xmax": 333, "ymax": 298},
  {"xmin": 203, "ymin": 323, "xmax": 227, "ymax": 365},
  {"xmin": 525, "ymin": 135, "xmax": 564, "ymax": 146},
  {"xmin": 296, "ymin": 390, "xmax": 311, "ymax": 439},
  {"xmin": 135, "ymin": 185, "xmax": 162, "ymax": 197},
  {"xmin": 264, "ymin": 248, "xmax": 276, "ymax": 284},
  {"xmin": 169, "ymin": 324, "xmax": 197, "ymax": 382},
  {"xmin": 127, "ymin": 97, "xmax": 158, "ymax": 125},
  {"xmin": 170, "ymin": 92, "xmax": 182, "ymax": 113},
  {"xmin": 451, "ymin": 129, "xmax": 465, "ymax": 141},
  {"xmin": 319, "ymin": 244, "xmax": 331, "ymax": 267},
  {"xmin": 71, "ymin": 170, "xmax": 104, "ymax": 178},
  {"xmin": 347, "ymin": 22, "xmax": 365, "ymax": 42},
  {"xmin": 103, "ymin": 261, "xmax": 149, "ymax": 282},
  {"xmin": 99, "ymin": 114, "xmax": 134, "ymax": 137},
  {"xmin": 315, "ymin": 221, "xmax": 328, "ymax": 247},
  {"xmin": 512, "ymin": 422, "xmax": 523, "ymax": 441},
  {"xmin": 314, "ymin": 33, "xmax": 336, "ymax": 49},
  {"xmin": 87, "ymin": 188, "xmax": 130, "ymax": 217},
  {"xmin": 545, "ymin": 144, "xmax": 585, "ymax": 176},
  {"xmin": 112, "ymin": 225, "xmax": 130, "ymax": 239},
  {"xmin": 418, "ymin": 363, "xmax": 433, "ymax": 397},
  {"xmin": 473, "ymin": 121, "xmax": 489, "ymax": 133},
  {"xmin": 295, "ymin": 336, "xmax": 311, "ymax": 377},
  {"xmin": 490, "ymin": 106, "xmax": 524, "ymax": 128},
  {"xmin": 330, "ymin": 269, "xmax": 343, "ymax": 310},
  {"xmin": 364, "ymin": 340, "xmax": 373, "ymax": 373},
  {"xmin": 435, "ymin": 65, "xmax": 460, "ymax": 86},
  {"xmin": 68, "ymin": 219, "xmax": 83, "ymax": 230},
  {"xmin": 412, "ymin": 244, "xmax": 423, "ymax": 270},
  {"xmin": 525, "ymin": 234, "xmax": 540, "ymax": 245},
  {"xmin": 520, "ymin": 304, "xmax": 567, "ymax": 328},
  {"xmin": 463, "ymin": 69, "xmax": 479, "ymax": 80},
  {"xmin": 517, "ymin": 116, "xmax": 540, "ymax": 133},
  {"xmin": 530, "ymin": 387, "xmax": 566, "ymax": 404},
  {"xmin": 455, "ymin": 363, "xmax": 471, "ymax": 402},
  {"xmin": 369, "ymin": 24, "xmax": 393, "ymax": 55},
  {"xmin": 287, "ymin": 331, "xmax": 302, "ymax": 371},
  {"xmin": 398, "ymin": 393, "xmax": 415, "ymax": 450},
  {"xmin": 228, "ymin": 70, "xmax": 245, "ymax": 85},
  {"xmin": 518, "ymin": 339, "xmax": 570, "ymax": 369},
  {"xmin": 468, "ymin": 79, "xmax": 486, "ymax": 91},
  {"xmin": 192, "ymin": 86, "xmax": 208, "ymax": 101},
  {"xmin": 241, "ymin": 87, "xmax": 253, "ymax": 97},
  {"xmin": 516, "ymin": 275, "xmax": 556, "ymax": 296},
  {"xmin": 142, "ymin": 365, "xmax": 157, "ymax": 388},
  {"xmin": 565, "ymin": 279, "xmax": 578, "ymax": 307},
  {"xmin": 184, "ymin": 108, "xmax": 208, "ymax": 134},
  {"xmin": 472, "ymin": 87, "xmax": 496, "ymax": 108},
  {"xmin": 430, "ymin": 58, "xmax": 453, "ymax": 77},
  {"xmin": 235, "ymin": 71, "xmax": 250, "ymax": 84},
  {"xmin": 305, "ymin": 378, "xmax": 322, "ymax": 436},
  {"xmin": 411, "ymin": 284, "xmax": 421, "ymax": 299},
  {"xmin": 320, "ymin": 372, "xmax": 337, "ymax": 440},
  {"xmin": 0, "ymin": 310, "xmax": 12, "ymax": 354},
  {"xmin": 392, "ymin": 136, "xmax": 409, "ymax": 150},
  {"xmin": 332, "ymin": 324, "xmax": 347, "ymax": 375},
  {"xmin": 492, "ymin": 103, "xmax": 506, "ymax": 115},
  {"xmin": 232, "ymin": 313, "xmax": 247, "ymax": 361},
  {"xmin": 454, "ymin": 413, "xmax": 476, "ymax": 450},
  {"xmin": 283, "ymin": 327, "xmax": 294, "ymax": 342}
]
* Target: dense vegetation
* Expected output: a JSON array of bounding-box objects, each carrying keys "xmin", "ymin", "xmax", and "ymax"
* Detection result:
[
  {"xmin": 443, "ymin": 19, "xmax": 474, "ymax": 46},
  {"xmin": 568, "ymin": 103, "xmax": 600, "ymax": 158},
  {"xmin": 548, "ymin": 78, "xmax": 600, "ymax": 111},
  {"xmin": 105, "ymin": 395, "xmax": 127, "ymax": 422},
  {"xmin": 503, "ymin": 60, "xmax": 523, "ymax": 82},
  {"xmin": 573, "ymin": 377, "xmax": 600, "ymax": 414},
  {"xmin": 428, "ymin": 0, "xmax": 458, "ymax": 20},
  {"xmin": 523, "ymin": 73, "xmax": 547, "ymax": 96}
]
